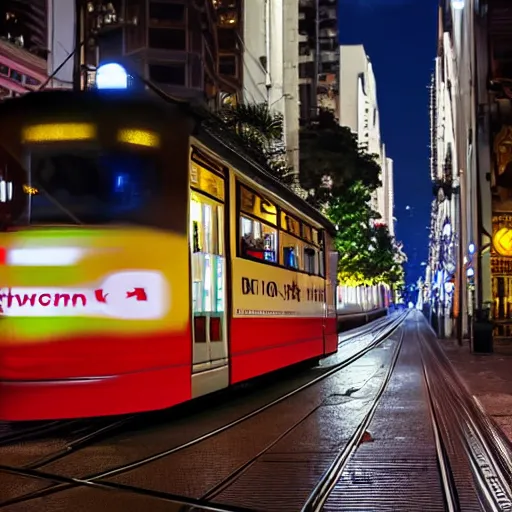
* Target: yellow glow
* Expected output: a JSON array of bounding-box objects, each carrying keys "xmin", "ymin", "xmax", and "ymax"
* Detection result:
[
  {"xmin": 22, "ymin": 123, "xmax": 96, "ymax": 142},
  {"xmin": 493, "ymin": 227, "xmax": 512, "ymax": 257},
  {"xmin": 117, "ymin": 129, "xmax": 160, "ymax": 148},
  {"xmin": 23, "ymin": 184, "xmax": 38, "ymax": 195}
]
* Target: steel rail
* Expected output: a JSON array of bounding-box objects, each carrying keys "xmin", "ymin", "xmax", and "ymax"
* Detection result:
[
  {"xmin": 0, "ymin": 312, "xmax": 408, "ymax": 509},
  {"xmin": 300, "ymin": 325, "xmax": 405, "ymax": 512}
]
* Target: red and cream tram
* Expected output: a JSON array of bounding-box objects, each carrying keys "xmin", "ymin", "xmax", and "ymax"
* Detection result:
[{"xmin": 0, "ymin": 90, "xmax": 338, "ymax": 420}]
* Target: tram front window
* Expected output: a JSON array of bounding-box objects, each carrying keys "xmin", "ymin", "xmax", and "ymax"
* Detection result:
[{"xmin": 26, "ymin": 149, "xmax": 161, "ymax": 225}]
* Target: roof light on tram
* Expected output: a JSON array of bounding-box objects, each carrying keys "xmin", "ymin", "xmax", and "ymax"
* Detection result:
[
  {"xmin": 96, "ymin": 63, "xmax": 128, "ymax": 90},
  {"xmin": 117, "ymin": 128, "xmax": 160, "ymax": 148},
  {"xmin": 22, "ymin": 123, "xmax": 96, "ymax": 142}
]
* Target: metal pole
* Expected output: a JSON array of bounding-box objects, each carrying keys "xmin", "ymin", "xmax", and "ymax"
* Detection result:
[
  {"xmin": 73, "ymin": 0, "xmax": 82, "ymax": 91},
  {"xmin": 456, "ymin": 181, "xmax": 464, "ymax": 345}
]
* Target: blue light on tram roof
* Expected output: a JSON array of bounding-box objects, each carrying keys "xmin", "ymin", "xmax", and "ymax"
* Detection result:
[{"xmin": 96, "ymin": 63, "xmax": 128, "ymax": 90}]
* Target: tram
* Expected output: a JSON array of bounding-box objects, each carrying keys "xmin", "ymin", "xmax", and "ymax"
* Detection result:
[{"xmin": 0, "ymin": 89, "xmax": 338, "ymax": 421}]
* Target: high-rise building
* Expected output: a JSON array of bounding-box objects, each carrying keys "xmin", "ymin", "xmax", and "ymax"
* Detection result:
[
  {"xmin": 298, "ymin": 0, "xmax": 338, "ymax": 123},
  {"xmin": 1, "ymin": 0, "xmax": 47, "ymax": 55},
  {"xmin": 0, "ymin": 1, "xmax": 48, "ymax": 99},
  {"xmin": 298, "ymin": 0, "xmax": 316, "ymax": 123},
  {"xmin": 338, "ymin": 44, "xmax": 393, "ymax": 231},
  {"xmin": 243, "ymin": 0, "xmax": 300, "ymax": 173},
  {"xmin": 426, "ymin": 0, "xmax": 512, "ymax": 342},
  {"xmin": 57, "ymin": 0, "xmax": 242, "ymax": 105},
  {"xmin": 117, "ymin": 0, "xmax": 242, "ymax": 104},
  {"xmin": 317, "ymin": 0, "xmax": 338, "ymax": 115},
  {"xmin": 0, "ymin": 39, "xmax": 47, "ymax": 99}
]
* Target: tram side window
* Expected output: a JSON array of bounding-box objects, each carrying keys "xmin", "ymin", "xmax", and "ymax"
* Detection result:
[
  {"xmin": 281, "ymin": 231, "xmax": 302, "ymax": 270},
  {"xmin": 240, "ymin": 215, "xmax": 277, "ymax": 263},
  {"xmin": 304, "ymin": 247, "xmax": 316, "ymax": 274},
  {"xmin": 318, "ymin": 250, "xmax": 325, "ymax": 277},
  {"xmin": 190, "ymin": 194, "xmax": 222, "ymax": 255}
]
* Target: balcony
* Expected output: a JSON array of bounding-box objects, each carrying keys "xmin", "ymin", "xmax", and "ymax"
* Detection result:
[
  {"xmin": 319, "ymin": 7, "xmax": 337, "ymax": 20},
  {"xmin": 319, "ymin": 27, "xmax": 337, "ymax": 39},
  {"xmin": 320, "ymin": 50, "xmax": 338, "ymax": 63},
  {"xmin": 299, "ymin": 0, "xmax": 315, "ymax": 8}
]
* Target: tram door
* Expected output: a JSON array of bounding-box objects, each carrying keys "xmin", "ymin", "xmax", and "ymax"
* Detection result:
[{"xmin": 189, "ymin": 190, "xmax": 229, "ymax": 381}]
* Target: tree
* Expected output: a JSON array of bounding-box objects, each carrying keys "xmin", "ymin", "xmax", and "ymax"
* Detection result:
[
  {"xmin": 219, "ymin": 102, "xmax": 407, "ymax": 287},
  {"xmin": 326, "ymin": 184, "xmax": 405, "ymax": 287},
  {"xmin": 299, "ymin": 109, "xmax": 381, "ymax": 207},
  {"xmin": 218, "ymin": 102, "xmax": 294, "ymax": 184}
]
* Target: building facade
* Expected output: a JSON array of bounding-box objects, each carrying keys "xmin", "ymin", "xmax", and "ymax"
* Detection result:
[
  {"xmin": 338, "ymin": 44, "xmax": 394, "ymax": 232},
  {"xmin": 65, "ymin": 0, "xmax": 242, "ymax": 105},
  {"xmin": 0, "ymin": 39, "xmax": 47, "ymax": 99},
  {"xmin": 1, "ymin": 0, "xmax": 47, "ymax": 55},
  {"xmin": 426, "ymin": 0, "xmax": 512, "ymax": 343},
  {"xmin": 317, "ymin": 0, "xmax": 338, "ymax": 116},
  {"xmin": 298, "ymin": 0, "xmax": 338, "ymax": 123},
  {"xmin": 243, "ymin": 0, "xmax": 300, "ymax": 173}
]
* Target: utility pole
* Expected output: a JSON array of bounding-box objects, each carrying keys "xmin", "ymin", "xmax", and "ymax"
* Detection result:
[{"xmin": 73, "ymin": 0, "xmax": 83, "ymax": 91}]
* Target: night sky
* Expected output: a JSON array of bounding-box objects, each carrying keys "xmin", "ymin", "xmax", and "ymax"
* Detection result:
[{"xmin": 338, "ymin": 0, "xmax": 438, "ymax": 287}]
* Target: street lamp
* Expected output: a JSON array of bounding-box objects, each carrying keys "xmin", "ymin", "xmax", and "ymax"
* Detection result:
[{"xmin": 96, "ymin": 63, "xmax": 128, "ymax": 90}]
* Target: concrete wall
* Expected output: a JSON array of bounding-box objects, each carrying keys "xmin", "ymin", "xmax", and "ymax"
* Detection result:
[{"xmin": 46, "ymin": 0, "xmax": 75, "ymax": 88}]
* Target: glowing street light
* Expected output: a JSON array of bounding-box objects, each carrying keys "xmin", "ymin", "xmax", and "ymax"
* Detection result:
[
  {"xmin": 452, "ymin": 0, "xmax": 465, "ymax": 9},
  {"xmin": 96, "ymin": 63, "xmax": 128, "ymax": 90}
]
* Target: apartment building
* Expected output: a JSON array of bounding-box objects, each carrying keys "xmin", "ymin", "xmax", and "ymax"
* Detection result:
[
  {"xmin": 339, "ymin": 44, "xmax": 394, "ymax": 231},
  {"xmin": 298, "ymin": 0, "xmax": 338, "ymax": 123}
]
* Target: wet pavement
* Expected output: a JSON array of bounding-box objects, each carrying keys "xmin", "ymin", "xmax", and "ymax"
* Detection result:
[
  {"xmin": 1, "ymin": 311, "xmax": 511, "ymax": 511},
  {"xmin": 440, "ymin": 336, "xmax": 512, "ymax": 442}
]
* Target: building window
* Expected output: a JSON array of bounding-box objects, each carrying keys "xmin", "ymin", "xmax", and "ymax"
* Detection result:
[
  {"xmin": 299, "ymin": 42, "xmax": 310, "ymax": 56},
  {"xmin": 0, "ymin": 85, "xmax": 10, "ymax": 98},
  {"xmin": 10, "ymin": 70, "xmax": 22, "ymax": 82},
  {"xmin": 281, "ymin": 231, "xmax": 302, "ymax": 270},
  {"xmin": 240, "ymin": 215, "xmax": 277, "ymax": 263},
  {"xmin": 219, "ymin": 55, "xmax": 236, "ymax": 76},
  {"xmin": 148, "ymin": 28, "xmax": 186, "ymax": 50},
  {"xmin": 0, "ymin": 65, "xmax": 9, "ymax": 76},
  {"xmin": 217, "ymin": 28, "xmax": 237, "ymax": 51},
  {"xmin": 304, "ymin": 247, "xmax": 316, "ymax": 274},
  {"xmin": 149, "ymin": 63, "xmax": 186, "ymax": 85},
  {"xmin": 149, "ymin": 2, "xmax": 185, "ymax": 25},
  {"xmin": 218, "ymin": 11, "xmax": 238, "ymax": 27},
  {"xmin": 25, "ymin": 76, "xmax": 41, "ymax": 86}
]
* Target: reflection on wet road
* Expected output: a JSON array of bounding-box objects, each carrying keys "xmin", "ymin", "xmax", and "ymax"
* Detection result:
[{"xmin": 1, "ymin": 312, "xmax": 511, "ymax": 511}]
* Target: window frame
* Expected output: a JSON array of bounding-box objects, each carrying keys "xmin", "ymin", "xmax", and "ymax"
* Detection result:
[
  {"xmin": 236, "ymin": 180, "xmax": 326, "ymax": 277},
  {"xmin": 239, "ymin": 214, "xmax": 279, "ymax": 264}
]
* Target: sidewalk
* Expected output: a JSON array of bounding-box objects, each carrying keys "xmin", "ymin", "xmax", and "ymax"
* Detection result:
[{"xmin": 440, "ymin": 338, "xmax": 512, "ymax": 441}]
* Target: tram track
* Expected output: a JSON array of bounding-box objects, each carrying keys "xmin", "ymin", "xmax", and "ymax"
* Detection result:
[
  {"xmin": 0, "ymin": 312, "xmax": 408, "ymax": 509},
  {"xmin": 305, "ymin": 316, "xmax": 461, "ymax": 512},
  {"xmin": 0, "ymin": 312, "xmax": 401, "ymax": 473},
  {"xmin": 299, "ymin": 326, "xmax": 404, "ymax": 512},
  {"xmin": 418, "ymin": 325, "xmax": 512, "ymax": 512},
  {"xmin": 0, "ymin": 312, "xmax": 394, "ymax": 447}
]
